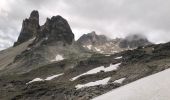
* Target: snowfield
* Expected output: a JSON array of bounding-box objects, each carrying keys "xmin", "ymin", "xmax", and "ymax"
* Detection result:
[
  {"xmin": 71, "ymin": 63, "xmax": 121, "ymax": 81},
  {"xmin": 93, "ymin": 68, "xmax": 170, "ymax": 100},
  {"xmin": 76, "ymin": 77, "xmax": 111, "ymax": 89}
]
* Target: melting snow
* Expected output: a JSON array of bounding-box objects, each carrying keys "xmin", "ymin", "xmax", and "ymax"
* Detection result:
[
  {"xmin": 93, "ymin": 68, "xmax": 170, "ymax": 100},
  {"xmin": 95, "ymin": 47, "xmax": 101, "ymax": 52},
  {"xmin": 27, "ymin": 73, "xmax": 63, "ymax": 84},
  {"xmin": 45, "ymin": 73, "xmax": 64, "ymax": 81},
  {"xmin": 115, "ymin": 56, "xmax": 122, "ymax": 59},
  {"xmin": 87, "ymin": 45, "xmax": 92, "ymax": 50},
  {"xmin": 76, "ymin": 77, "xmax": 111, "ymax": 89},
  {"xmin": 27, "ymin": 78, "xmax": 44, "ymax": 84},
  {"xmin": 71, "ymin": 63, "xmax": 121, "ymax": 81},
  {"xmin": 104, "ymin": 63, "xmax": 121, "ymax": 72},
  {"xmin": 51, "ymin": 55, "xmax": 64, "ymax": 62},
  {"xmin": 112, "ymin": 78, "xmax": 126, "ymax": 84}
]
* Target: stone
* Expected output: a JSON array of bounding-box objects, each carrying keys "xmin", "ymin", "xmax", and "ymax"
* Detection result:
[{"xmin": 13, "ymin": 10, "xmax": 40, "ymax": 46}]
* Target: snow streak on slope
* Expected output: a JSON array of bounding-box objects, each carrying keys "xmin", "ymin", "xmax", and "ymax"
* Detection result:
[
  {"xmin": 27, "ymin": 73, "xmax": 64, "ymax": 84},
  {"xmin": 27, "ymin": 78, "xmax": 44, "ymax": 84},
  {"xmin": 76, "ymin": 77, "xmax": 111, "ymax": 89},
  {"xmin": 112, "ymin": 78, "xmax": 126, "ymax": 84},
  {"xmin": 93, "ymin": 68, "xmax": 170, "ymax": 100},
  {"xmin": 71, "ymin": 63, "xmax": 121, "ymax": 81},
  {"xmin": 114, "ymin": 56, "xmax": 122, "ymax": 59},
  {"xmin": 45, "ymin": 73, "xmax": 64, "ymax": 81}
]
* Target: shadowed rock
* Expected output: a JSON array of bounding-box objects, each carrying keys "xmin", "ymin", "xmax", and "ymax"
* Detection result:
[
  {"xmin": 34, "ymin": 15, "xmax": 74, "ymax": 45},
  {"xmin": 14, "ymin": 10, "xmax": 40, "ymax": 46}
]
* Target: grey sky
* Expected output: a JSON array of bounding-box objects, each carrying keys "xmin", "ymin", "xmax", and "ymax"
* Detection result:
[{"xmin": 0, "ymin": 0, "xmax": 170, "ymax": 50}]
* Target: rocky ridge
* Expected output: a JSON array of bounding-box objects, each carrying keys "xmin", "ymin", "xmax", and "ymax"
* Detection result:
[
  {"xmin": 0, "ymin": 10, "xmax": 169, "ymax": 100},
  {"xmin": 78, "ymin": 32, "xmax": 152, "ymax": 54}
]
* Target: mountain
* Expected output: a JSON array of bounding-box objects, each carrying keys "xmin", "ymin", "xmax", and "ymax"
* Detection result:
[
  {"xmin": 0, "ymin": 10, "xmax": 90, "ymax": 75},
  {"xmin": 77, "ymin": 32, "xmax": 152, "ymax": 54},
  {"xmin": 14, "ymin": 10, "xmax": 40, "ymax": 46},
  {"xmin": 0, "ymin": 10, "xmax": 170, "ymax": 100}
]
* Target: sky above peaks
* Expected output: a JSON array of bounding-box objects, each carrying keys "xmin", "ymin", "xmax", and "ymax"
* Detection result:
[{"xmin": 0, "ymin": 0, "xmax": 170, "ymax": 50}]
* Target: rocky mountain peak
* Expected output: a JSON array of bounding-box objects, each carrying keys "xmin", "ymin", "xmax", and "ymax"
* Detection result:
[
  {"xmin": 29, "ymin": 10, "xmax": 39, "ymax": 20},
  {"xmin": 14, "ymin": 10, "xmax": 40, "ymax": 46},
  {"xmin": 14, "ymin": 11, "xmax": 74, "ymax": 47},
  {"xmin": 77, "ymin": 31, "xmax": 108, "ymax": 45},
  {"xmin": 37, "ymin": 15, "xmax": 74, "ymax": 45}
]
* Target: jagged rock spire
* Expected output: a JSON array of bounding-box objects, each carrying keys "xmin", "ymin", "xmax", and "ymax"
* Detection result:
[
  {"xmin": 14, "ymin": 10, "xmax": 74, "ymax": 46},
  {"xmin": 14, "ymin": 10, "xmax": 40, "ymax": 46},
  {"xmin": 35, "ymin": 15, "xmax": 74, "ymax": 45}
]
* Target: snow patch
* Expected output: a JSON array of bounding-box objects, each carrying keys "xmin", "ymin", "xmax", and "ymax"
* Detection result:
[
  {"xmin": 27, "ymin": 73, "xmax": 64, "ymax": 84},
  {"xmin": 45, "ymin": 73, "xmax": 64, "ymax": 81},
  {"xmin": 93, "ymin": 68, "xmax": 170, "ymax": 100},
  {"xmin": 51, "ymin": 55, "xmax": 64, "ymax": 62},
  {"xmin": 87, "ymin": 45, "xmax": 92, "ymax": 50},
  {"xmin": 104, "ymin": 63, "xmax": 121, "ymax": 72},
  {"xmin": 71, "ymin": 63, "xmax": 121, "ymax": 81},
  {"xmin": 115, "ymin": 56, "xmax": 122, "ymax": 59},
  {"xmin": 27, "ymin": 78, "xmax": 44, "ymax": 84},
  {"xmin": 76, "ymin": 77, "xmax": 111, "ymax": 89},
  {"xmin": 95, "ymin": 47, "xmax": 101, "ymax": 52},
  {"xmin": 112, "ymin": 78, "xmax": 126, "ymax": 84}
]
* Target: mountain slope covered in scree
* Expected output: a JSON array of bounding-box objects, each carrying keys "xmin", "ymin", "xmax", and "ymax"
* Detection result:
[{"xmin": 0, "ymin": 10, "xmax": 170, "ymax": 100}]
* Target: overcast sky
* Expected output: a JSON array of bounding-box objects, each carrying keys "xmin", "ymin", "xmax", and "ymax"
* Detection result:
[{"xmin": 0, "ymin": 0, "xmax": 170, "ymax": 50}]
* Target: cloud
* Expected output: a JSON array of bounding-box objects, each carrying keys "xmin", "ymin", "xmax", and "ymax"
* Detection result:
[{"xmin": 0, "ymin": 0, "xmax": 170, "ymax": 50}]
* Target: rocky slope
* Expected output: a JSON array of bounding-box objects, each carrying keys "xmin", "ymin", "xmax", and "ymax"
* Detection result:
[
  {"xmin": 0, "ymin": 10, "xmax": 169, "ymax": 100},
  {"xmin": 77, "ymin": 31, "xmax": 152, "ymax": 54}
]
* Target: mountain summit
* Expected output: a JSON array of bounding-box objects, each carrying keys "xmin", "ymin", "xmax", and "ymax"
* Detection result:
[
  {"xmin": 14, "ymin": 10, "xmax": 40, "ymax": 46},
  {"xmin": 14, "ymin": 10, "xmax": 74, "ymax": 47}
]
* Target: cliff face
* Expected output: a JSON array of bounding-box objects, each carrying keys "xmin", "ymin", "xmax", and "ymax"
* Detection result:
[
  {"xmin": 14, "ymin": 10, "xmax": 40, "ymax": 46},
  {"xmin": 14, "ymin": 11, "xmax": 74, "ymax": 47}
]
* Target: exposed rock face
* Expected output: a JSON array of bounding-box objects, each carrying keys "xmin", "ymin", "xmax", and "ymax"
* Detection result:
[
  {"xmin": 119, "ymin": 34, "xmax": 152, "ymax": 48},
  {"xmin": 78, "ymin": 33, "xmax": 152, "ymax": 54},
  {"xmin": 77, "ymin": 31, "xmax": 108, "ymax": 45},
  {"xmin": 8, "ymin": 10, "xmax": 87, "ymax": 75},
  {"xmin": 34, "ymin": 16, "xmax": 74, "ymax": 45},
  {"xmin": 14, "ymin": 10, "xmax": 40, "ymax": 46}
]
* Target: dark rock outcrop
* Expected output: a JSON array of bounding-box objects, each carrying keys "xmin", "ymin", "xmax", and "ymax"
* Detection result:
[
  {"xmin": 33, "ymin": 15, "xmax": 74, "ymax": 45},
  {"xmin": 14, "ymin": 10, "xmax": 40, "ymax": 46}
]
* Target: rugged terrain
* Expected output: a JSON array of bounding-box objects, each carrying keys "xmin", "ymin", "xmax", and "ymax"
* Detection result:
[
  {"xmin": 0, "ymin": 10, "xmax": 170, "ymax": 100},
  {"xmin": 77, "ymin": 31, "xmax": 151, "ymax": 54}
]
